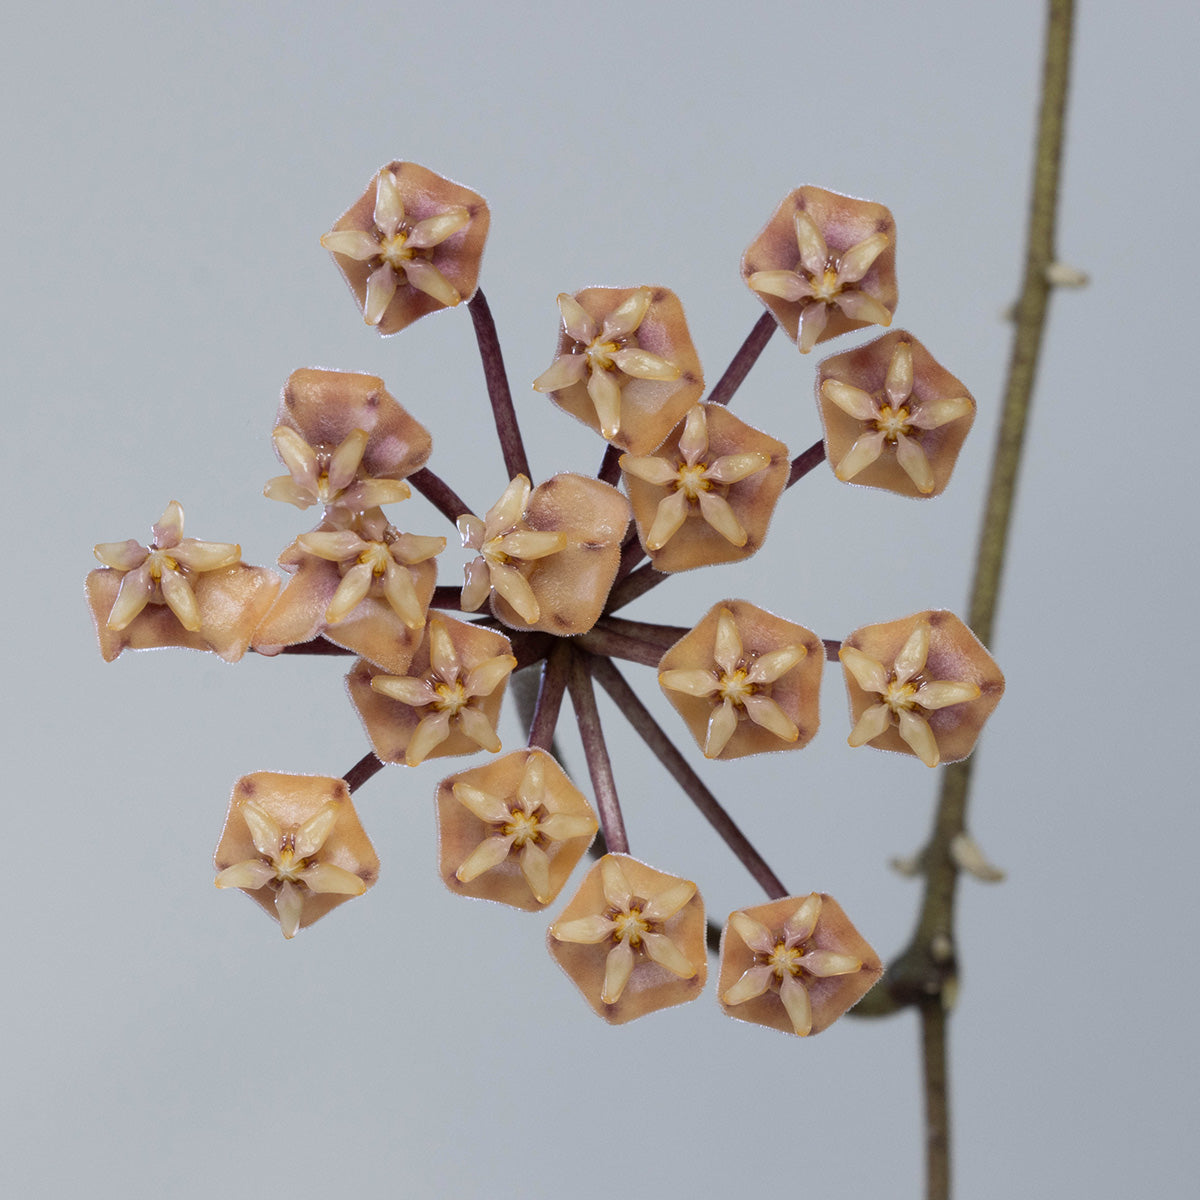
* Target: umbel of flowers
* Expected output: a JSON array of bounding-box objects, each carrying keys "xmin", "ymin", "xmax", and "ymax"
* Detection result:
[{"xmin": 86, "ymin": 161, "xmax": 1003, "ymax": 1037}]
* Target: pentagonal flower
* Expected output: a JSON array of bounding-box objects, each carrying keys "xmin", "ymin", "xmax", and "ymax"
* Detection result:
[
  {"xmin": 718, "ymin": 893, "xmax": 882, "ymax": 1036},
  {"xmin": 839, "ymin": 610, "xmax": 1005, "ymax": 767},
  {"xmin": 532, "ymin": 286, "xmax": 704, "ymax": 454},
  {"xmin": 621, "ymin": 404, "xmax": 788, "ymax": 572},
  {"xmin": 658, "ymin": 600, "xmax": 823, "ymax": 759},
  {"xmin": 459, "ymin": 473, "xmax": 630, "ymax": 634},
  {"xmin": 817, "ymin": 331, "xmax": 975, "ymax": 497},
  {"xmin": 264, "ymin": 368, "xmax": 432, "ymax": 514},
  {"xmin": 348, "ymin": 616, "xmax": 517, "ymax": 767},
  {"xmin": 213, "ymin": 772, "xmax": 379, "ymax": 939},
  {"xmin": 436, "ymin": 749, "xmax": 598, "ymax": 910},
  {"xmin": 87, "ymin": 501, "xmax": 279, "ymax": 662},
  {"xmin": 548, "ymin": 854, "xmax": 707, "ymax": 1024},
  {"xmin": 321, "ymin": 161, "xmax": 490, "ymax": 334},
  {"xmin": 742, "ymin": 186, "xmax": 897, "ymax": 353}
]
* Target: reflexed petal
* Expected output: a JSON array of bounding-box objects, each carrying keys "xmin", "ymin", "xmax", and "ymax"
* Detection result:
[
  {"xmin": 297, "ymin": 531, "xmax": 366, "ymax": 562},
  {"xmin": 93, "ymin": 539, "xmax": 148, "ymax": 572},
  {"xmin": 910, "ymin": 396, "xmax": 973, "ymax": 430},
  {"xmin": 364, "ymin": 264, "xmax": 398, "ymax": 325},
  {"xmin": 382, "ymin": 562, "xmax": 425, "ymax": 629},
  {"xmin": 780, "ymin": 973, "xmax": 813, "ymax": 1036},
  {"xmin": 796, "ymin": 301, "xmax": 829, "ymax": 352},
  {"xmin": 532, "ymin": 354, "xmax": 588, "ymax": 393},
  {"xmin": 832, "ymin": 289, "xmax": 893, "ymax": 326},
  {"xmin": 389, "ymin": 532, "xmax": 445, "ymax": 564},
  {"xmin": 713, "ymin": 608, "xmax": 743, "ymax": 675},
  {"xmin": 885, "ymin": 341, "xmax": 914, "ymax": 405},
  {"xmin": 160, "ymin": 568, "xmax": 201, "ymax": 631},
  {"xmin": 215, "ymin": 860, "xmax": 276, "ymax": 890},
  {"xmin": 262, "ymin": 475, "xmax": 314, "ymax": 508},
  {"xmin": 602, "ymin": 939, "xmax": 635, "ymax": 1004},
  {"xmin": 620, "ymin": 454, "xmax": 678, "ymax": 486},
  {"xmin": 898, "ymin": 710, "xmax": 940, "ymax": 767},
  {"xmin": 837, "ymin": 232, "xmax": 890, "ymax": 283},
  {"xmin": 490, "ymin": 562, "xmax": 540, "ymax": 622},
  {"xmin": 839, "ymin": 646, "xmax": 889, "ymax": 694},
  {"xmin": 402, "ymin": 258, "xmax": 461, "ymax": 307},
  {"xmin": 327, "ymin": 428, "xmax": 369, "ymax": 492},
  {"xmin": 517, "ymin": 754, "xmax": 544, "ymax": 810},
  {"xmin": 494, "ymin": 530, "xmax": 567, "ymax": 561},
  {"xmin": 464, "ymin": 653, "xmax": 517, "ymax": 700},
  {"xmin": 460, "ymin": 557, "xmax": 490, "ymax": 612},
  {"xmin": 456, "ymin": 705, "xmax": 502, "ymax": 753},
  {"xmin": 728, "ymin": 911, "xmax": 776, "ymax": 955},
  {"xmin": 370, "ymin": 675, "xmax": 436, "ymax": 707},
  {"xmin": 550, "ymin": 914, "xmax": 616, "ymax": 944},
  {"xmin": 894, "ymin": 624, "xmax": 930, "ymax": 684},
  {"xmin": 746, "ymin": 645, "xmax": 806, "ymax": 685},
  {"xmin": 658, "ymin": 668, "xmax": 719, "ymax": 698},
  {"xmin": 834, "ymin": 431, "xmax": 886, "ymax": 481},
  {"xmin": 706, "ymin": 452, "xmax": 769, "ymax": 484},
  {"xmin": 241, "ymin": 800, "xmax": 282, "ymax": 858},
  {"xmin": 722, "ymin": 964, "xmax": 775, "ymax": 1005},
  {"xmin": 294, "ymin": 803, "xmax": 339, "ymax": 858},
  {"xmin": 742, "ymin": 694, "xmax": 799, "ymax": 742},
  {"xmin": 586, "ymin": 367, "xmax": 622, "ymax": 440},
  {"xmin": 373, "ymin": 169, "xmax": 404, "ymax": 238},
  {"xmin": 783, "ymin": 894, "xmax": 821, "ymax": 943},
  {"xmin": 272, "ymin": 426, "xmax": 319, "ymax": 490},
  {"xmin": 793, "ymin": 210, "xmax": 829, "ymax": 277},
  {"xmin": 299, "ymin": 863, "xmax": 367, "ymax": 895},
  {"xmin": 320, "ymin": 229, "xmax": 380, "ymax": 260},
  {"xmin": 456, "ymin": 834, "xmax": 516, "ymax": 883},
  {"xmin": 486, "ymin": 476, "xmax": 530, "ymax": 535},
  {"xmin": 428, "ymin": 619, "xmax": 461, "ymax": 680},
  {"xmin": 341, "ymin": 478, "xmax": 412, "ymax": 509},
  {"xmin": 106, "ymin": 563, "xmax": 154, "ymax": 630},
  {"xmin": 457, "ymin": 513, "xmax": 486, "ymax": 549},
  {"xmin": 152, "ymin": 501, "xmax": 185, "ymax": 548},
  {"xmin": 646, "ymin": 491, "xmax": 689, "ymax": 551},
  {"xmin": 746, "ymin": 269, "xmax": 811, "ymax": 302},
  {"xmin": 847, "ymin": 702, "xmax": 892, "ymax": 747},
  {"xmin": 801, "ymin": 950, "xmax": 862, "ymax": 978},
  {"xmin": 822, "ymin": 379, "xmax": 879, "ymax": 421},
  {"xmin": 600, "ymin": 856, "xmax": 633, "ymax": 909},
  {"xmin": 452, "ymin": 782, "xmax": 512, "ymax": 823},
  {"xmin": 704, "ymin": 697, "xmax": 738, "ymax": 758},
  {"xmin": 895, "ymin": 433, "xmax": 935, "ymax": 493},
  {"xmin": 698, "ymin": 492, "xmax": 748, "ymax": 546},
  {"xmin": 611, "ymin": 347, "xmax": 680, "ymax": 381},
  {"xmin": 519, "ymin": 841, "xmax": 552, "ymax": 902},
  {"xmin": 602, "ymin": 287, "xmax": 652, "ymax": 339},
  {"xmin": 172, "ymin": 539, "xmax": 241, "ymax": 572},
  {"xmin": 324, "ymin": 562, "xmax": 373, "ymax": 623},
  {"xmin": 405, "ymin": 710, "xmax": 452, "ymax": 765},
  {"xmin": 915, "ymin": 680, "xmax": 980, "ymax": 710},
  {"xmin": 678, "ymin": 404, "xmax": 709, "ymax": 462},
  {"xmin": 641, "ymin": 879, "xmax": 696, "ymax": 922},
  {"xmin": 275, "ymin": 880, "xmax": 304, "ymax": 939},
  {"xmin": 538, "ymin": 813, "xmax": 597, "ymax": 841},
  {"xmin": 407, "ymin": 207, "xmax": 470, "ymax": 248},
  {"xmin": 642, "ymin": 932, "xmax": 695, "ymax": 978},
  {"xmin": 557, "ymin": 293, "xmax": 598, "ymax": 345}
]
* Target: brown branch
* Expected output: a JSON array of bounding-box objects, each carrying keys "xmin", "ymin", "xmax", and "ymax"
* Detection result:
[
  {"xmin": 408, "ymin": 467, "xmax": 475, "ymax": 527},
  {"xmin": 566, "ymin": 648, "xmax": 629, "ymax": 854},
  {"xmin": 786, "ymin": 438, "xmax": 826, "ymax": 488},
  {"xmin": 705, "ymin": 311, "xmax": 776, "ymax": 408},
  {"xmin": 343, "ymin": 751, "xmax": 386, "ymax": 792},
  {"xmin": 527, "ymin": 642, "xmax": 571, "ymax": 751},
  {"xmin": 469, "ymin": 290, "xmax": 531, "ymax": 482}
]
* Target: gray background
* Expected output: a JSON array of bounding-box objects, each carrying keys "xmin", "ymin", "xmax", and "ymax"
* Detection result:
[{"xmin": 5, "ymin": 1, "xmax": 1196, "ymax": 1196}]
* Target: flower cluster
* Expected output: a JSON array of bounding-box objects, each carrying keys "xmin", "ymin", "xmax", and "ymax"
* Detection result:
[{"xmin": 88, "ymin": 161, "xmax": 1004, "ymax": 1038}]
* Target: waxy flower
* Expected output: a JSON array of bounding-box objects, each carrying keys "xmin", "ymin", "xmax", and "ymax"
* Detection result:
[
  {"xmin": 213, "ymin": 773, "xmax": 379, "ymax": 939},
  {"xmin": 658, "ymin": 601, "xmax": 823, "ymax": 759},
  {"xmin": 548, "ymin": 854, "xmax": 707, "ymax": 1024},
  {"xmin": 87, "ymin": 501, "xmax": 279, "ymax": 662},
  {"xmin": 839, "ymin": 610, "xmax": 1004, "ymax": 767},
  {"xmin": 718, "ymin": 893, "xmax": 881, "ymax": 1036},
  {"xmin": 437, "ymin": 749, "xmax": 598, "ymax": 910},
  {"xmin": 322, "ymin": 161, "xmax": 490, "ymax": 334},
  {"xmin": 621, "ymin": 404, "xmax": 788, "ymax": 572},
  {"xmin": 817, "ymin": 331, "xmax": 975, "ymax": 497},
  {"xmin": 742, "ymin": 186, "xmax": 897, "ymax": 353},
  {"xmin": 349, "ymin": 616, "xmax": 516, "ymax": 767},
  {"xmin": 533, "ymin": 286, "xmax": 705, "ymax": 454}
]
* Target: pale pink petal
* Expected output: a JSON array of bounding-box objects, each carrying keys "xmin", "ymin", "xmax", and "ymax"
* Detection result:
[
  {"xmin": 452, "ymin": 782, "xmax": 513, "ymax": 823},
  {"xmin": 698, "ymin": 492, "xmax": 749, "ymax": 546},
  {"xmin": 619, "ymin": 454, "xmax": 678, "ymax": 486},
  {"xmin": 274, "ymin": 880, "xmax": 304, "ymax": 939},
  {"xmin": 610, "ymin": 347, "xmax": 680, "ymax": 381},
  {"xmin": 152, "ymin": 501, "xmax": 185, "ymax": 548},
  {"xmin": 532, "ymin": 354, "xmax": 588, "ymax": 393},
  {"xmin": 894, "ymin": 624, "xmax": 930, "ymax": 684},
  {"xmin": 909, "ymin": 396, "xmax": 973, "ymax": 430},
  {"xmin": 407, "ymin": 207, "xmax": 470, "ymax": 248},
  {"xmin": 214, "ymin": 860, "xmax": 276, "ymax": 890},
  {"xmin": 641, "ymin": 932, "xmax": 695, "ymax": 978},
  {"xmin": 485, "ymin": 476, "xmax": 530, "ymax": 535},
  {"xmin": 106, "ymin": 563, "xmax": 155, "ymax": 630},
  {"xmin": 456, "ymin": 706, "xmax": 502, "ymax": 753},
  {"xmin": 800, "ymin": 950, "xmax": 862, "ymax": 977},
  {"xmin": 519, "ymin": 755, "xmax": 548, "ymax": 811},
  {"xmin": 401, "ymin": 258, "xmax": 461, "ymax": 308},
  {"xmin": 490, "ymin": 562, "xmax": 540, "ymax": 622},
  {"xmin": 780, "ymin": 973, "xmax": 813, "ymax": 1035},
  {"xmin": 895, "ymin": 433, "xmax": 935, "ymax": 493},
  {"xmin": 600, "ymin": 856, "xmax": 634, "ymax": 910},
  {"xmin": 645, "ymin": 491, "xmax": 689, "ymax": 550},
  {"xmin": 370, "ymin": 675, "xmax": 437, "ymax": 708},
  {"xmin": 713, "ymin": 608, "xmax": 743, "ymax": 676},
  {"xmin": 494, "ymin": 530, "xmax": 567, "ymax": 561},
  {"xmin": 240, "ymin": 800, "xmax": 282, "ymax": 859},
  {"xmin": 382, "ymin": 562, "xmax": 425, "ymax": 629},
  {"xmin": 299, "ymin": 863, "xmax": 367, "ymax": 896},
  {"xmin": 93, "ymin": 539, "xmax": 148, "ymax": 572},
  {"xmin": 460, "ymin": 557, "xmax": 491, "ymax": 612},
  {"xmin": 406, "ymin": 711, "xmax": 452, "ymax": 766},
  {"xmin": 728, "ymin": 910, "xmax": 776, "ymax": 955},
  {"xmin": 262, "ymin": 475, "xmax": 315, "ymax": 508},
  {"xmin": 706, "ymin": 452, "xmax": 769, "ymax": 485},
  {"xmin": 326, "ymin": 428, "xmax": 369, "ymax": 492},
  {"xmin": 293, "ymin": 803, "xmax": 339, "ymax": 857},
  {"xmin": 832, "ymin": 289, "xmax": 893, "ymax": 326},
  {"xmin": 324, "ymin": 562, "xmax": 373, "ymax": 624},
  {"xmin": 340, "ymin": 478, "xmax": 412, "ymax": 509},
  {"xmin": 428, "ymin": 619, "xmax": 461, "ymax": 680},
  {"xmin": 746, "ymin": 645, "xmax": 806, "ymax": 685},
  {"xmin": 586, "ymin": 367, "xmax": 622, "ymax": 440},
  {"xmin": 822, "ymin": 379, "xmax": 879, "ymax": 422},
  {"xmin": 742, "ymin": 694, "xmax": 799, "ymax": 742},
  {"xmin": 320, "ymin": 229, "xmax": 382, "ymax": 260},
  {"xmin": 550, "ymin": 915, "xmax": 616, "ymax": 944},
  {"xmin": 602, "ymin": 939, "xmax": 636, "ymax": 1004},
  {"xmin": 885, "ymin": 341, "xmax": 914, "ymax": 405},
  {"xmin": 364, "ymin": 264, "xmax": 398, "ymax": 326},
  {"xmin": 519, "ymin": 842, "xmax": 553, "ymax": 903},
  {"xmin": 704, "ymin": 697, "xmax": 739, "ymax": 758},
  {"xmin": 915, "ymin": 680, "xmax": 980, "ymax": 710},
  {"xmin": 388, "ymin": 533, "xmax": 444, "ymax": 564},
  {"xmin": 847, "ymin": 702, "xmax": 893, "ymax": 747},
  {"xmin": 796, "ymin": 301, "xmax": 829, "ymax": 352},
  {"xmin": 601, "ymin": 287, "xmax": 652, "ymax": 339},
  {"xmin": 834, "ymin": 431, "xmax": 887, "ymax": 482},
  {"xmin": 746, "ymin": 269, "xmax": 811, "ymax": 302},
  {"xmin": 557, "ymin": 293, "xmax": 597, "ymax": 345},
  {"xmin": 456, "ymin": 834, "xmax": 516, "ymax": 883},
  {"xmin": 677, "ymin": 404, "xmax": 709, "ymax": 462},
  {"xmin": 172, "ymin": 539, "xmax": 241, "ymax": 572},
  {"xmin": 373, "ymin": 169, "xmax": 405, "ymax": 239},
  {"xmin": 783, "ymin": 894, "xmax": 821, "ymax": 943},
  {"xmin": 297, "ymin": 531, "xmax": 365, "ymax": 563},
  {"xmin": 722, "ymin": 964, "xmax": 775, "ymax": 1005},
  {"xmin": 537, "ymin": 813, "xmax": 597, "ymax": 841},
  {"xmin": 898, "ymin": 710, "xmax": 940, "ymax": 767},
  {"xmin": 839, "ymin": 647, "xmax": 889, "ymax": 694},
  {"xmin": 159, "ymin": 568, "xmax": 201, "ymax": 631},
  {"xmin": 272, "ymin": 426, "xmax": 320, "ymax": 491},
  {"xmin": 457, "ymin": 513, "xmax": 487, "ymax": 550},
  {"xmin": 464, "ymin": 654, "xmax": 516, "ymax": 700},
  {"xmin": 793, "ymin": 210, "xmax": 829, "ymax": 277},
  {"xmin": 641, "ymin": 879, "xmax": 696, "ymax": 922},
  {"xmin": 837, "ymin": 232, "xmax": 890, "ymax": 283},
  {"xmin": 658, "ymin": 668, "xmax": 719, "ymax": 698}
]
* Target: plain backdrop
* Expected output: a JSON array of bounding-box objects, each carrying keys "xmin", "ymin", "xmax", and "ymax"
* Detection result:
[{"xmin": 4, "ymin": 2, "xmax": 1196, "ymax": 1197}]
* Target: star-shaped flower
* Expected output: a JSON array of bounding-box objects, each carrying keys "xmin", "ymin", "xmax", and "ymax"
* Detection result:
[
  {"xmin": 264, "ymin": 425, "xmax": 412, "ymax": 512},
  {"xmin": 742, "ymin": 186, "xmax": 897, "ymax": 353},
  {"xmin": 840, "ymin": 615, "xmax": 992, "ymax": 767},
  {"xmin": 718, "ymin": 893, "xmax": 881, "ymax": 1037},
  {"xmin": 548, "ymin": 854, "xmax": 707, "ymax": 1023},
  {"xmin": 438, "ymin": 749, "xmax": 598, "ymax": 909},
  {"xmin": 817, "ymin": 331, "xmax": 975, "ymax": 497},
  {"xmin": 321, "ymin": 162, "xmax": 490, "ymax": 334},
  {"xmin": 659, "ymin": 602, "xmax": 821, "ymax": 759}
]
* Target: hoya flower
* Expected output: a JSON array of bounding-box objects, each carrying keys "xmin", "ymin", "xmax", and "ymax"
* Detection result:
[
  {"xmin": 620, "ymin": 404, "xmax": 788, "ymax": 572},
  {"xmin": 658, "ymin": 601, "xmax": 823, "ymax": 759},
  {"xmin": 322, "ymin": 161, "xmax": 490, "ymax": 334},
  {"xmin": 839, "ymin": 610, "xmax": 1005, "ymax": 767},
  {"xmin": 817, "ymin": 331, "xmax": 975, "ymax": 497},
  {"xmin": 742, "ymin": 185, "xmax": 897, "ymax": 353},
  {"xmin": 349, "ymin": 616, "xmax": 517, "ymax": 767},
  {"xmin": 548, "ymin": 854, "xmax": 707, "ymax": 1024},
  {"xmin": 213, "ymin": 773, "xmax": 379, "ymax": 939},
  {"xmin": 87, "ymin": 501, "xmax": 279, "ymax": 662},
  {"xmin": 532, "ymin": 286, "xmax": 704, "ymax": 454},
  {"xmin": 718, "ymin": 893, "xmax": 882, "ymax": 1036},
  {"xmin": 436, "ymin": 749, "xmax": 598, "ymax": 910}
]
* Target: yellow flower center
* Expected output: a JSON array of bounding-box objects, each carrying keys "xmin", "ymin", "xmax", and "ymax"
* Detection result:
[
  {"xmin": 586, "ymin": 337, "xmax": 619, "ymax": 372},
  {"xmin": 768, "ymin": 940, "xmax": 803, "ymax": 979},
  {"xmin": 358, "ymin": 542, "xmax": 393, "ymax": 576},
  {"xmin": 612, "ymin": 908, "xmax": 650, "ymax": 947},
  {"xmin": 675, "ymin": 462, "xmax": 712, "ymax": 500},
  {"xmin": 811, "ymin": 265, "xmax": 842, "ymax": 302},
  {"xmin": 883, "ymin": 677, "xmax": 919, "ymax": 714},
  {"xmin": 503, "ymin": 808, "xmax": 541, "ymax": 847},
  {"xmin": 875, "ymin": 404, "xmax": 913, "ymax": 441},
  {"xmin": 273, "ymin": 840, "xmax": 306, "ymax": 884},
  {"xmin": 380, "ymin": 230, "xmax": 415, "ymax": 270},
  {"xmin": 434, "ymin": 680, "xmax": 469, "ymax": 716},
  {"xmin": 145, "ymin": 548, "xmax": 178, "ymax": 581},
  {"xmin": 716, "ymin": 668, "xmax": 754, "ymax": 706}
]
